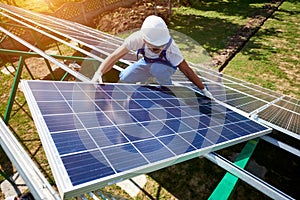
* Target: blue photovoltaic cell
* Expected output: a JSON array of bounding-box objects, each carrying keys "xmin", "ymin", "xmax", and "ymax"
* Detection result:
[
  {"xmin": 43, "ymin": 114, "xmax": 84, "ymax": 132},
  {"xmin": 62, "ymin": 150, "xmax": 115, "ymax": 186},
  {"xmin": 102, "ymin": 143, "xmax": 149, "ymax": 172},
  {"xmin": 159, "ymin": 135, "xmax": 196, "ymax": 154},
  {"xmin": 22, "ymin": 80, "xmax": 271, "ymax": 198},
  {"xmin": 134, "ymin": 139, "xmax": 175, "ymax": 162},
  {"xmin": 37, "ymin": 101, "xmax": 72, "ymax": 115},
  {"xmin": 176, "ymin": 70, "xmax": 299, "ymax": 137},
  {"xmin": 52, "ymin": 130, "xmax": 97, "ymax": 155},
  {"xmin": 88, "ymin": 127, "xmax": 129, "ymax": 147}
]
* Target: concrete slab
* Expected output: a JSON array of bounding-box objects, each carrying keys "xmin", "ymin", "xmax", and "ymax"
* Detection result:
[
  {"xmin": 116, "ymin": 174, "xmax": 147, "ymax": 198},
  {"xmin": 1, "ymin": 66, "xmax": 15, "ymax": 75},
  {"xmin": 1, "ymin": 173, "xmax": 28, "ymax": 199}
]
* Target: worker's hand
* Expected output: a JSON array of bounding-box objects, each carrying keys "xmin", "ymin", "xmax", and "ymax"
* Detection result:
[
  {"xmin": 91, "ymin": 71, "xmax": 103, "ymax": 83},
  {"xmin": 202, "ymin": 87, "xmax": 214, "ymax": 100}
]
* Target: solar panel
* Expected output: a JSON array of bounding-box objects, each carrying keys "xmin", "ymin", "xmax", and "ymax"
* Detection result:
[
  {"xmin": 21, "ymin": 80, "xmax": 271, "ymax": 199},
  {"xmin": 257, "ymin": 100, "xmax": 300, "ymax": 137},
  {"xmin": 172, "ymin": 65, "xmax": 300, "ymax": 139},
  {"xmin": 0, "ymin": 3, "xmax": 136, "ymax": 64},
  {"xmin": 179, "ymin": 82, "xmax": 269, "ymax": 114}
]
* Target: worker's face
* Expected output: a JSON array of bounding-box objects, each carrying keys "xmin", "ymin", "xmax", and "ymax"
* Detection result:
[{"xmin": 144, "ymin": 41, "xmax": 166, "ymax": 54}]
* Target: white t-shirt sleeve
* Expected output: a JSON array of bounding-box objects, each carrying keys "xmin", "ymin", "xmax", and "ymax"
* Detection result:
[
  {"xmin": 166, "ymin": 40, "xmax": 184, "ymax": 67},
  {"xmin": 124, "ymin": 31, "xmax": 144, "ymax": 51}
]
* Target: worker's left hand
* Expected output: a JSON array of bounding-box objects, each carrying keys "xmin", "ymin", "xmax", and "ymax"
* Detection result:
[
  {"xmin": 91, "ymin": 72, "xmax": 103, "ymax": 83},
  {"xmin": 202, "ymin": 88, "xmax": 214, "ymax": 100}
]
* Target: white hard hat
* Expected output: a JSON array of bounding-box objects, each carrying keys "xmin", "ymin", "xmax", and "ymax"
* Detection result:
[{"xmin": 141, "ymin": 15, "xmax": 170, "ymax": 46}]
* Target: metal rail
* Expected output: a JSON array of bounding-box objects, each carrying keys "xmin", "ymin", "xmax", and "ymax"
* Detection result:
[
  {"xmin": 0, "ymin": 26, "xmax": 90, "ymax": 82},
  {"xmin": 208, "ymin": 139, "xmax": 260, "ymax": 199},
  {"xmin": 204, "ymin": 152, "xmax": 295, "ymax": 200},
  {"xmin": 261, "ymin": 135, "xmax": 300, "ymax": 157},
  {"xmin": 0, "ymin": 3, "xmax": 129, "ymax": 71},
  {"xmin": 0, "ymin": 118, "xmax": 60, "ymax": 200}
]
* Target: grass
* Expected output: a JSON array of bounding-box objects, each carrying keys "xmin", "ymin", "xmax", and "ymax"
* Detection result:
[
  {"xmin": 169, "ymin": 0, "xmax": 268, "ymax": 54},
  {"xmin": 223, "ymin": 0, "xmax": 300, "ymax": 98},
  {"xmin": 168, "ymin": 0, "xmax": 300, "ymax": 99},
  {"xmin": 0, "ymin": 0, "xmax": 299, "ymax": 199},
  {"xmin": 0, "ymin": 63, "xmax": 54, "ymax": 184}
]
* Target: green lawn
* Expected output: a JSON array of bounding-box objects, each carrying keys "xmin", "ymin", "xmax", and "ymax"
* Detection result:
[
  {"xmin": 223, "ymin": 0, "xmax": 300, "ymax": 98},
  {"xmin": 169, "ymin": 0, "xmax": 268, "ymax": 53},
  {"xmin": 168, "ymin": 0, "xmax": 299, "ymax": 99}
]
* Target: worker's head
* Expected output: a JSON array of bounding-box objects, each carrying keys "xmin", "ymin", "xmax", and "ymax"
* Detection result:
[{"xmin": 141, "ymin": 15, "xmax": 170, "ymax": 49}]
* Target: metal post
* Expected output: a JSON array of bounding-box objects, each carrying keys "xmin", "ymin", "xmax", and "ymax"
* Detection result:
[
  {"xmin": 44, "ymin": 58, "xmax": 57, "ymax": 80},
  {"xmin": 205, "ymin": 151, "xmax": 294, "ymax": 200},
  {"xmin": 0, "ymin": 168, "xmax": 15, "ymax": 185},
  {"xmin": 3, "ymin": 56, "xmax": 24, "ymax": 124},
  {"xmin": 208, "ymin": 138, "xmax": 259, "ymax": 199}
]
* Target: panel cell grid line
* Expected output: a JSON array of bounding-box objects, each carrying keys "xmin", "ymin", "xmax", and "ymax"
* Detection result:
[
  {"xmin": 178, "ymin": 82, "xmax": 268, "ymax": 114},
  {"xmin": 258, "ymin": 104, "xmax": 300, "ymax": 136},
  {"xmin": 21, "ymin": 80, "xmax": 271, "ymax": 199},
  {"xmin": 175, "ymin": 65, "xmax": 300, "ymax": 139}
]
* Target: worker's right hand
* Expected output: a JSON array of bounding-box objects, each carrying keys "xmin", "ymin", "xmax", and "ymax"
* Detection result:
[
  {"xmin": 91, "ymin": 71, "xmax": 103, "ymax": 83},
  {"xmin": 202, "ymin": 87, "xmax": 214, "ymax": 100}
]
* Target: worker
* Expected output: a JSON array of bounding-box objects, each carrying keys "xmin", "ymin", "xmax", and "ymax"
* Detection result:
[{"xmin": 92, "ymin": 15, "xmax": 213, "ymax": 99}]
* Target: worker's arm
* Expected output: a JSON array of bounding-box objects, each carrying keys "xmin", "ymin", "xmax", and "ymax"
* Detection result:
[
  {"xmin": 178, "ymin": 60, "xmax": 213, "ymax": 99},
  {"xmin": 92, "ymin": 44, "xmax": 130, "ymax": 82},
  {"xmin": 178, "ymin": 59, "xmax": 205, "ymax": 89}
]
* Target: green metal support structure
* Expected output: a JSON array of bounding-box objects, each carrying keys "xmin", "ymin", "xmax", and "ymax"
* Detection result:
[
  {"xmin": 1, "ymin": 48, "xmax": 97, "ymax": 124},
  {"xmin": 0, "ymin": 47, "xmax": 97, "ymax": 187},
  {"xmin": 3, "ymin": 56, "xmax": 24, "ymax": 124},
  {"xmin": 1, "ymin": 56, "xmax": 24, "ymax": 185},
  {"xmin": 208, "ymin": 138, "xmax": 260, "ymax": 200}
]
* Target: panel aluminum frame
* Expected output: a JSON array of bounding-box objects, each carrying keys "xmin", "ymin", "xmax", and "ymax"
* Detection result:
[{"xmin": 22, "ymin": 80, "xmax": 272, "ymax": 199}]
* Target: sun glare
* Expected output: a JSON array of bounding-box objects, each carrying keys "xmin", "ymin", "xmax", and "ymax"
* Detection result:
[
  {"xmin": 14, "ymin": 0, "xmax": 53, "ymax": 12},
  {"xmin": 7, "ymin": 0, "xmax": 81, "ymax": 12}
]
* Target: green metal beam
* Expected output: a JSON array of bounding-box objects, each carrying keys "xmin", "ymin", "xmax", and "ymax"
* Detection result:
[
  {"xmin": 3, "ymin": 56, "xmax": 24, "ymax": 124},
  {"xmin": 0, "ymin": 168, "xmax": 15, "ymax": 185},
  {"xmin": 208, "ymin": 138, "xmax": 260, "ymax": 200}
]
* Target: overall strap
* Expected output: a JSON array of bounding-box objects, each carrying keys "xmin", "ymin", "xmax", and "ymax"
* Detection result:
[
  {"xmin": 136, "ymin": 37, "xmax": 177, "ymax": 69},
  {"xmin": 136, "ymin": 43, "xmax": 146, "ymax": 60},
  {"xmin": 159, "ymin": 37, "xmax": 173, "ymax": 60},
  {"xmin": 161, "ymin": 38, "xmax": 173, "ymax": 54}
]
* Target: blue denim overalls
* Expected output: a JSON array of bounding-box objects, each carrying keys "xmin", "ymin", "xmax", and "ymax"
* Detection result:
[{"xmin": 119, "ymin": 38, "xmax": 177, "ymax": 85}]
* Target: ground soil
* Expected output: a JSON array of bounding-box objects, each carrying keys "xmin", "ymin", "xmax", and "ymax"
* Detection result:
[
  {"xmin": 7, "ymin": 1, "xmax": 172, "ymax": 80},
  {"xmin": 4, "ymin": 0, "xmax": 285, "ymax": 79},
  {"xmin": 92, "ymin": 0, "xmax": 285, "ymax": 72},
  {"xmin": 92, "ymin": 0, "xmax": 171, "ymax": 35}
]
